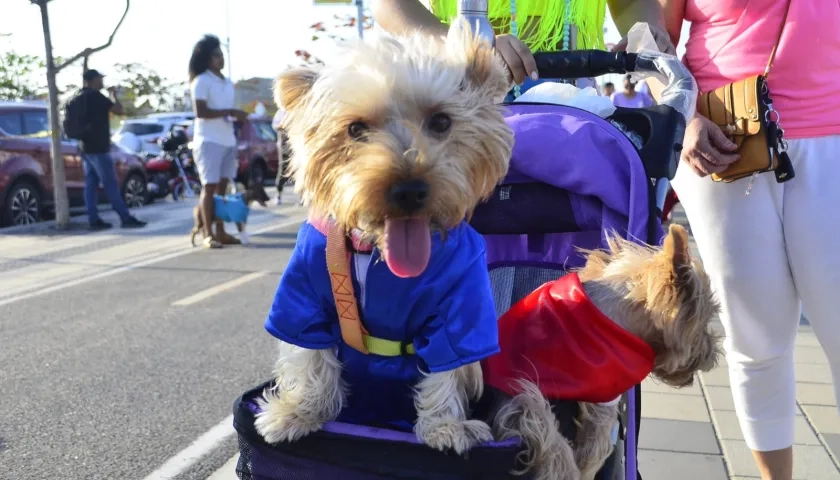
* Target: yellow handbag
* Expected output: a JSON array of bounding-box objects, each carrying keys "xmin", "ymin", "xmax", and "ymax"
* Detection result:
[{"xmin": 695, "ymin": 1, "xmax": 795, "ymax": 184}]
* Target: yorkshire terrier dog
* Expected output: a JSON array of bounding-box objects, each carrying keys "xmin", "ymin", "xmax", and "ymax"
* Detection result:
[
  {"xmin": 254, "ymin": 22, "xmax": 513, "ymax": 453},
  {"xmin": 483, "ymin": 224, "xmax": 722, "ymax": 480},
  {"xmin": 189, "ymin": 182, "xmax": 269, "ymax": 247}
]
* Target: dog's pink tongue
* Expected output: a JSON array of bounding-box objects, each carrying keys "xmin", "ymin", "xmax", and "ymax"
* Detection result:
[{"xmin": 382, "ymin": 217, "xmax": 431, "ymax": 278}]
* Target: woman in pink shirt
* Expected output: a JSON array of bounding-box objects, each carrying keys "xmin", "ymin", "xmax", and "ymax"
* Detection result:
[{"xmin": 661, "ymin": 1, "xmax": 840, "ymax": 478}]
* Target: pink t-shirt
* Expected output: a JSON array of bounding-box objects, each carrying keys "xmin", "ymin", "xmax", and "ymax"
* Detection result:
[{"xmin": 683, "ymin": 0, "xmax": 840, "ymax": 139}]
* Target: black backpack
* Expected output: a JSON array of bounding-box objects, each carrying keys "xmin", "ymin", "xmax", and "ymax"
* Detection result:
[{"xmin": 62, "ymin": 90, "xmax": 87, "ymax": 140}]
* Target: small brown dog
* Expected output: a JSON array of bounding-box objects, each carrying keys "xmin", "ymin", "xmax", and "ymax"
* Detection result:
[
  {"xmin": 254, "ymin": 22, "xmax": 513, "ymax": 453},
  {"xmin": 486, "ymin": 224, "xmax": 722, "ymax": 480},
  {"xmin": 189, "ymin": 183, "xmax": 269, "ymax": 247}
]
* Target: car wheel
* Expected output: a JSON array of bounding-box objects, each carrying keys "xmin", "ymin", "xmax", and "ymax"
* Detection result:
[
  {"xmin": 122, "ymin": 172, "xmax": 147, "ymax": 208},
  {"xmin": 1, "ymin": 181, "xmax": 41, "ymax": 227},
  {"xmin": 250, "ymin": 161, "xmax": 266, "ymax": 186}
]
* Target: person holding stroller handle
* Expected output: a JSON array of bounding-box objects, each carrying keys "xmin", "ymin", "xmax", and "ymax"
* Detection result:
[{"xmin": 370, "ymin": 0, "xmax": 675, "ymax": 100}]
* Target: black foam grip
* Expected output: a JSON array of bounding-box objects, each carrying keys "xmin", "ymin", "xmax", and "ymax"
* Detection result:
[{"xmin": 533, "ymin": 50, "xmax": 637, "ymax": 79}]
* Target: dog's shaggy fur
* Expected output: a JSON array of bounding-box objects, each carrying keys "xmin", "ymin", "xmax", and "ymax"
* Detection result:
[
  {"xmin": 254, "ymin": 23, "xmax": 513, "ymax": 453},
  {"xmin": 189, "ymin": 182, "xmax": 269, "ymax": 246},
  {"xmin": 490, "ymin": 224, "xmax": 722, "ymax": 480}
]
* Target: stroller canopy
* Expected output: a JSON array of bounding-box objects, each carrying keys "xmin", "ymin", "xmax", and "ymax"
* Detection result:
[
  {"xmin": 504, "ymin": 103, "xmax": 651, "ymax": 243},
  {"xmin": 471, "ymin": 103, "xmax": 660, "ymax": 271}
]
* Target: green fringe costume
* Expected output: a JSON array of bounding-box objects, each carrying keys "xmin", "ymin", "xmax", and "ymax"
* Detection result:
[{"xmin": 429, "ymin": 0, "xmax": 607, "ymax": 51}]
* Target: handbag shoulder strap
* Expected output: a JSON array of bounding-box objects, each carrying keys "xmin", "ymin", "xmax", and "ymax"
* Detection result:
[{"xmin": 764, "ymin": 0, "xmax": 793, "ymax": 80}]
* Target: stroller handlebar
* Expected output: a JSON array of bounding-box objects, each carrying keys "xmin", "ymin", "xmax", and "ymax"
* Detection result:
[
  {"xmin": 533, "ymin": 50, "xmax": 638, "ymax": 79},
  {"xmin": 531, "ymin": 49, "xmax": 698, "ymax": 123}
]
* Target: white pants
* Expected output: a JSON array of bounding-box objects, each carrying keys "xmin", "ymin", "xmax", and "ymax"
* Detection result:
[{"xmin": 671, "ymin": 134, "xmax": 840, "ymax": 452}]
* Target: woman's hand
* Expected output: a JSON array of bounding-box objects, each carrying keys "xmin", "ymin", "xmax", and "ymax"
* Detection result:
[
  {"xmin": 681, "ymin": 115, "xmax": 740, "ymax": 177},
  {"xmin": 495, "ymin": 34, "xmax": 538, "ymax": 85},
  {"xmin": 612, "ymin": 24, "xmax": 676, "ymax": 55},
  {"xmin": 228, "ymin": 109, "xmax": 249, "ymax": 122}
]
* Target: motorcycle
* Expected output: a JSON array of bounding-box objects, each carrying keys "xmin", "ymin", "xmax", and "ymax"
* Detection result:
[{"xmin": 144, "ymin": 128, "xmax": 201, "ymax": 203}]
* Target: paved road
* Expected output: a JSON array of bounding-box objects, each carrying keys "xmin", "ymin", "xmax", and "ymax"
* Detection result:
[
  {"xmin": 1, "ymin": 200, "xmax": 838, "ymax": 480},
  {"xmin": 0, "ymin": 195, "xmax": 306, "ymax": 480}
]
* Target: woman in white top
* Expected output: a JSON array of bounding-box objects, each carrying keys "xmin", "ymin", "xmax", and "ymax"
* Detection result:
[{"xmin": 188, "ymin": 34, "xmax": 248, "ymax": 249}]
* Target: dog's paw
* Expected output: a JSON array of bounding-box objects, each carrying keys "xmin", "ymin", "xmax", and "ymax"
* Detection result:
[
  {"xmin": 254, "ymin": 394, "xmax": 324, "ymax": 443},
  {"xmin": 416, "ymin": 419, "xmax": 494, "ymax": 454}
]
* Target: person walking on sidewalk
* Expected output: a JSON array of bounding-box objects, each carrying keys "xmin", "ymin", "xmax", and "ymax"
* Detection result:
[
  {"xmin": 188, "ymin": 34, "xmax": 248, "ymax": 249},
  {"xmin": 611, "ymin": 74, "xmax": 654, "ymax": 108},
  {"xmin": 270, "ymin": 108, "xmax": 289, "ymax": 206},
  {"xmin": 656, "ymin": 1, "xmax": 840, "ymax": 478},
  {"xmin": 77, "ymin": 69, "xmax": 146, "ymax": 230}
]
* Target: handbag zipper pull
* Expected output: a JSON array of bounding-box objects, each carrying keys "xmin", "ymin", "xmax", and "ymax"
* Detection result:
[{"xmin": 773, "ymin": 126, "xmax": 795, "ymax": 183}]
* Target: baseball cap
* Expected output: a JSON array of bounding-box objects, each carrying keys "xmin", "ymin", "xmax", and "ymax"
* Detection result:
[{"xmin": 83, "ymin": 69, "xmax": 106, "ymax": 81}]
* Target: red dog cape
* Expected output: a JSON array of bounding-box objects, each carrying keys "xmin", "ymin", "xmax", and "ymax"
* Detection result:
[{"xmin": 482, "ymin": 273, "xmax": 655, "ymax": 404}]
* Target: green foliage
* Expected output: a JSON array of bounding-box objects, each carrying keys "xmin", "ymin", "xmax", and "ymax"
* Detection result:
[
  {"xmin": 111, "ymin": 62, "xmax": 186, "ymax": 114},
  {"xmin": 0, "ymin": 51, "xmax": 47, "ymax": 100}
]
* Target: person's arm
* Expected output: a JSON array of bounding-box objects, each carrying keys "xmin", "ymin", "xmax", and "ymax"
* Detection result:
[
  {"xmin": 370, "ymin": 0, "xmax": 448, "ymax": 38},
  {"xmin": 637, "ymin": 0, "xmax": 686, "ymax": 102},
  {"xmin": 371, "ymin": 0, "xmax": 537, "ymax": 83},
  {"xmin": 106, "ymin": 88, "xmax": 125, "ymax": 115},
  {"xmin": 190, "ymin": 75, "xmax": 235, "ymax": 119},
  {"xmin": 608, "ymin": 0, "xmax": 676, "ymax": 55}
]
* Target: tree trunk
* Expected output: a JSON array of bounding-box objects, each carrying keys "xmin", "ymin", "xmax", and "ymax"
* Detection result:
[{"xmin": 37, "ymin": 1, "xmax": 70, "ymax": 228}]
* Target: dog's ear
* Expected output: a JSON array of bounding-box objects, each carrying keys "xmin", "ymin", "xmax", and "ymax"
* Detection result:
[
  {"xmin": 663, "ymin": 223, "xmax": 691, "ymax": 276},
  {"xmin": 446, "ymin": 20, "xmax": 510, "ymax": 100},
  {"xmin": 274, "ymin": 67, "xmax": 319, "ymax": 112}
]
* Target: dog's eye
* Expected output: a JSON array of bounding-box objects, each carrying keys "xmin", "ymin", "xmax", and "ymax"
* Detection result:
[
  {"xmin": 425, "ymin": 113, "xmax": 452, "ymax": 135},
  {"xmin": 347, "ymin": 121, "xmax": 369, "ymax": 141}
]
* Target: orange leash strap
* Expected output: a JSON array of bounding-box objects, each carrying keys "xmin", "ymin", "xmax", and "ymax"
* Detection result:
[{"xmin": 324, "ymin": 220, "xmax": 369, "ymax": 354}]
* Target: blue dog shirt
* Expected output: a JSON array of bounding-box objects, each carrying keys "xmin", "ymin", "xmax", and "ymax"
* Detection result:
[
  {"xmin": 265, "ymin": 221, "xmax": 499, "ymax": 430},
  {"xmin": 213, "ymin": 193, "xmax": 249, "ymax": 223}
]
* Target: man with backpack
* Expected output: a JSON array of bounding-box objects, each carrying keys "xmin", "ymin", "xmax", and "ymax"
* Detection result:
[{"xmin": 65, "ymin": 69, "xmax": 146, "ymax": 230}]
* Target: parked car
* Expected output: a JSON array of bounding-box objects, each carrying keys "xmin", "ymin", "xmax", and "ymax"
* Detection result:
[
  {"xmin": 0, "ymin": 101, "xmax": 148, "ymax": 227},
  {"xmin": 112, "ymin": 112, "xmax": 194, "ymax": 155},
  {"xmin": 233, "ymin": 115, "xmax": 280, "ymax": 186}
]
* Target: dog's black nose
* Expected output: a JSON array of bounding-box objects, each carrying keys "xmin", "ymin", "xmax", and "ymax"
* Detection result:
[{"xmin": 387, "ymin": 180, "xmax": 429, "ymax": 213}]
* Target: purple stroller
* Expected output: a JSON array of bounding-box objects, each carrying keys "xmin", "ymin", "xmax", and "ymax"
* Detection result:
[{"xmin": 232, "ymin": 50, "xmax": 693, "ymax": 480}]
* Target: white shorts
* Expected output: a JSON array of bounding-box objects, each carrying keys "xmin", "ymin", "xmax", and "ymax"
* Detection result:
[{"xmin": 195, "ymin": 141, "xmax": 238, "ymax": 185}]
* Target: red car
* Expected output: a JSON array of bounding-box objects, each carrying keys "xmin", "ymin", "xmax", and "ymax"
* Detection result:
[
  {"xmin": 0, "ymin": 101, "xmax": 148, "ymax": 227},
  {"xmin": 233, "ymin": 116, "xmax": 280, "ymax": 186}
]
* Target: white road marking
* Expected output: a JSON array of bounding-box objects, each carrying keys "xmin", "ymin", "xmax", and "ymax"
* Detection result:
[
  {"xmin": 0, "ymin": 214, "xmax": 191, "ymax": 263},
  {"xmin": 0, "ymin": 202, "xmax": 295, "ymax": 264},
  {"xmin": 0, "ymin": 215, "xmax": 307, "ymax": 308},
  {"xmin": 172, "ymin": 271, "xmax": 269, "ymax": 306},
  {"xmin": 140, "ymin": 415, "xmax": 235, "ymax": 480}
]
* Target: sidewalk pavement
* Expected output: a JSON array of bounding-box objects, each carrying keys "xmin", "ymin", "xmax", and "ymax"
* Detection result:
[{"xmin": 638, "ymin": 208, "xmax": 840, "ymax": 480}]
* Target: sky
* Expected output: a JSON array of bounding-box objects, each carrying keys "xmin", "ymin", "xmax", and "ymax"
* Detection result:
[{"xmin": 0, "ymin": 0, "xmax": 689, "ymax": 90}]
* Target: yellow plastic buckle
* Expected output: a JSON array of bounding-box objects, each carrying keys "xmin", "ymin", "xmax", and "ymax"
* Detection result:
[{"xmin": 362, "ymin": 334, "xmax": 416, "ymax": 357}]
